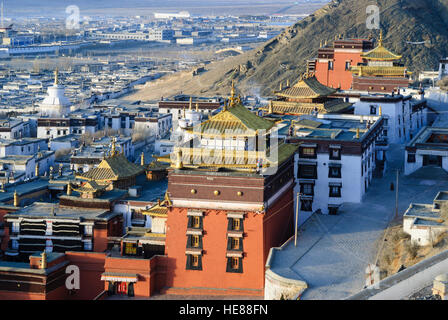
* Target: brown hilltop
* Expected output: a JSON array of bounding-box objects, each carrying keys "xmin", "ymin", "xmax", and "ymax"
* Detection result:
[{"xmin": 127, "ymin": 0, "xmax": 448, "ymax": 100}]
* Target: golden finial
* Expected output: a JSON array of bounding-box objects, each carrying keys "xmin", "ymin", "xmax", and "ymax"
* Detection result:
[
  {"xmin": 286, "ymin": 79, "xmax": 290, "ymax": 87},
  {"xmin": 196, "ymin": 102, "xmax": 199, "ymax": 112},
  {"xmin": 41, "ymin": 251, "xmax": 47, "ymax": 269},
  {"xmin": 324, "ymin": 40, "xmax": 327, "ymax": 46},
  {"xmin": 182, "ymin": 107, "xmax": 186, "ymax": 118},
  {"xmin": 223, "ymin": 98, "xmax": 227, "ymax": 111},
  {"xmin": 230, "ymin": 80, "xmax": 236, "ymax": 107},
  {"xmin": 140, "ymin": 152, "xmax": 145, "ymax": 166},
  {"xmin": 320, "ymin": 40, "xmax": 323, "ymax": 48},
  {"xmin": 164, "ymin": 191, "xmax": 172, "ymax": 206},
  {"xmin": 356, "ymin": 127, "xmax": 360, "ymax": 139},
  {"xmin": 189, "ymin": 96, "xmax": 192, "ymax": 110},
  {"xmin": 268, "ymin": 101, "xmax": 273, "ymax": 114},
  {"xmin": 110, "ymin": 137, "xmax": 117, "ymax": 157},
  {"xmin": 378, "ymin": 106, "xmax": 382, "ymax": 116},
  {"xmin": 35, "ymin": 163, "xmax": 39, "ymax": 177},
  {"xmin": 13, "ymin": 190, "xmax": 19, "ymax": 207},
  {"xmin": 67, "ymin": 183, "xmax": 72, "ymax": 196},
  {"xmin": 54, "ymin": 68, "xmax": 59, "ymax": 86},
  {"xmin": 279, "ymin": 82, "xmax": 283, "ymax": 91},
  {"xmin": 236, "ymin": 95, "xmax": 241, "ymax": 105},
  {"xmin": 379, "ymin": 29, "xmax": 383, "ymax": 47}
]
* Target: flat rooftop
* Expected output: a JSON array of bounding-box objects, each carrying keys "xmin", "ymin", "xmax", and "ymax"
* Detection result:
[
  {"xmin": 5, "ymin": 202, "xmax": 117, "ymax": 221},
  {"xmin": 407, "ymin": 127, "xmax": 448, "ymax": 149}
]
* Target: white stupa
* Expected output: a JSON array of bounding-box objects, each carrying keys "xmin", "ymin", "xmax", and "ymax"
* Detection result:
[{"xmin": 39, "ymin": 68, "xmax": 71, "ymax": 117}]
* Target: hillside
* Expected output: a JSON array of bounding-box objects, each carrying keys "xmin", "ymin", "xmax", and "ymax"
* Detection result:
[{"xmin": 128, "ymin": 0, "xmax": 448, "ymax": 100}]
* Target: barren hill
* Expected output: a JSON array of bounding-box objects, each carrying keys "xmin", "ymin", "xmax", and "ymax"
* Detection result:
[{"xmin": 127, "ymin": 0, "xmax": 448, "ymax": 100}]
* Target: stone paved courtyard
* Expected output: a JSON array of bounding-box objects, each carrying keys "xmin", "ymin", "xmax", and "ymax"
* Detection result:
[{"xmin": 270, "ymin": 144, "xmax": 448, "ymax": 300}]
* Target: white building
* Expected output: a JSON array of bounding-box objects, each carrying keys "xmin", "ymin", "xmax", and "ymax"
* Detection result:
[
  {"xmin": 349, "ymin": 93, "xmax": 428, "ymax": 144},
  {"xmin": 39, "ymin": 70, "xmax": 71, "ymax": 118},
  {"xmin": 0, "ymin": 119, "xmax": 31, "ymax": 139},
  {"xmin": 133, "ymin": 112, "xmax": 172, "ymax": 139},
  {"xmin": 405, "ymin": 127, "xmax": 448, "ymax": 175},
  {"xmin": 288, "ymin": 114, "xmax": 386, "ymax": 221},
  {"xmin": 0, "ymin": 138, "xmax": 47, "ymax": 157},
  {"xmin": 37, "ymin": 116, "xmax": 98, "ymax": 139},
  {"xmin": 403, "ymin": 192, "xmax": 448, "ymax": 246},
  {"xmin": 438, "ymin": 57, "xmax": 448, "ymax": 80},
  {"xmin": 158, "ymin": 99, "xmax": 221, "ymax": 128}
]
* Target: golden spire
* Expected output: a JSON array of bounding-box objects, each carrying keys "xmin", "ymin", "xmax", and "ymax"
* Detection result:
[
  {"xmin": 378, "ymin": 29, "xmax": 383, "ymax": 47},
  {"xmin": 230, "ymin": 80, "xmax": 236, "ymax": 107},
  {"xmin": 67, "ymin": 183, "xmax": 72, "ymax": 196},
  {"xmin": 324, "ymin": 39, "xmax": 327, "ymax": 47},
  {"xmin": 286, "ymin": 79, "xmax": 290, "ymax": 87},
  {"xmin": 378, "ymin": 106, "xmax": 382, "ymax": 116},
  {"xmin": 54, "ymin": 68, "xmax": 59, "ymax": 86},
  {"xmin": 196, "ymin": 102, "xmax": 199, "ymax": 112},
  {"xmin": 356, "ymin": 127, "xmax": 360, "ymax": 139},
  {"xmin": 140, "ymin": 152, "xmax": 145, "ymax": 166},
  {"xmin": 189, "ymin": 96, "xmax": 193, "ymax": 110},
  {"xmin": 223, "ymin": 98, "xmax": 227, "ymax": 111},
  {"xmin": 182, "ymin": 107, "xmax": 186, "ymax": 118},
  {"xmin": 13, "ymin": 190, "xmax": 18, "ymax": 207},
  {"xmin": 41, "ymin": 251, "xmax": 47, "ymax": 269},
  {"xmin": 110, "ymin": 137, "xmax": 117, "ymax": 157},
  {"xmin": 320, "ymin": 40, "xmax": 323, "ymax": 48},
  {"xmin": 35, "ymin": 162, "xmax": 39, "ymax": 177},
  {"xmin": 279, "ymin": 82, "xmax": 283, "ymax": 91}
]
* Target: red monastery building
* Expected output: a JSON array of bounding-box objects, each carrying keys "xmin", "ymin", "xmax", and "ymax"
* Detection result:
[
  {"xmin": 310, "ymin": 32, "xmax": 412, "ymax": 92},
  {"xmin": 158, "ymin": 85, "xmax": 298, "ymax": 297}
]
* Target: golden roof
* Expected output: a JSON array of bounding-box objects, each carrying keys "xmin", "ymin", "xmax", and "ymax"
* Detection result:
[
  {"xmin": 275, "ymin": 76, "xmax": 337, "ymax": 99},
  {"xmin": 361, "ymin": 31, "xmax": 402, "ymax": 61},
  {"xmin": 190, "ymin": 102, "xmax": 274, "ymax": 137},
  {"xmin": 141, "ymin": 193, "xmax": 171, "ymax": 217},
  {"xmin": 73, "ymin": 181, "xmax": 108, "ymax": 193},
  {"xmin": 77, "ymin": 153, "xmax": 144, "ymax": 182},
  {"xmin": 260, "ymin": 100, "xmax": 352, "ymax": 115},
  {"xmin": 350, "ymin": 65, "xmax": 411, "ymax": 77}
]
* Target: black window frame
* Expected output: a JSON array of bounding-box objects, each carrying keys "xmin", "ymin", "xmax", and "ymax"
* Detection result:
[
  {"xmin": 298, "ymin": 164, "xmax": 317, "ymax": 179},
  {"xmin": 226, "ymin": 257, "xmax": 243, "ymax": 273},
  {"xmin": 328, "ymin": 165, "xmax": 341, "ymax": 178},
  {"xmin": 300, "ymin": 183, "xmax": 314, "ymax": 196},
  {"xmin": 299, "ymin": 146, "xmax": 317, "ymax": 159},
  {"xmin": 227, "ymin": 237, "xmax": 243, "ymax": 252},
  {"xmin": 329, "ymin": 147, "xmax": 341, "ymax": 160},
  {"xmin": 407, "ymin": 153, "xmax": 416, "ymax": 163},
  {"xmin": 186, "ymin": 254, "xmax": 202, "ymax": 270},
  {"xmin": 300, "ymin": 199, "xmax": 313, "ymax": 212},
  {"xmin": 329, "ymin": 185, "xmax": 342, "ymax": 198},
  {"xmin": 186, "ymin": 234, "xmax": 203, "ymax": 249},
  {"xmin": 227, "ymin": 218, "xmax": 244, "ymax": 232},
  {"xmin": 187, "ymin": 216, "xmax": 203, "ymax": 230}
]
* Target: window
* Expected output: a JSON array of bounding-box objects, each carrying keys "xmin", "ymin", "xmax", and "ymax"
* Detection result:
[
  {"xmin": 232, "ymin": 218, "xmax": 241, "ymax": 231},
  {"xmin": 124, "ymin": 242, "xmax": 137, "ymax": 255},
  {"xmin": 329, "ymin": 185, "xmax": 342, "ymax": 197},
  {"xmin": 231, "ymin": 238, "xmax": 240, "ymax": 250},
  {"xmin": 226, "ymin": 257, "xmax": 243, "ymax": 273},
  {"xmin": 345, "ymin": 61, "xmax": 351, "ymax": 70},
  {"xmin": 300, "ymin": 183, "xmax": 314, "ymax": 196},
  {"xmin": 328, "ymin": 165, "xmax": 341, "ymax": 178},
  {"xmin": 188, "ymin": 216, "xmax": 203, "ymax": 229},
  {"xmin": 300, "ymin": 199, "xmax": 313, "ymax": 212},
  {"xmin": 329, "ymin": 147, "xmax": 341, "ymax": 160},
  {"xmin": 193, "ymin": 216, "xmax": 200, "ymax": 228},
  {"xmin": 298, "ymin": 164, "xmax": 317, "ymax": 179},
  {"xmin": 370, "ymin": 105, "xmax": 377, "ymax": 115},
  {"xmin": 191, "ymin": 235, "xmax": 200, "ymax": 248},
  {"xmin": 328, "ymin": 61, "xmax": 334, "ymax": 70},
  {"xmin": 84, "ymin": 225, "xmax": 93, "ymax": 235},
  {"xmin": 84, "ymin": 241, "xmax": 92, "ymax": 251},
  {"xmin": 299, "ymin": 146, "xmax": 317, "ymax": 159},
  {"xmin": 407, "ymin": 153, "xmax": 416, "ymax": 163},
  {"xmin": 186, "ymin": 254, "xmax": 202, "ymax": 270}
]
